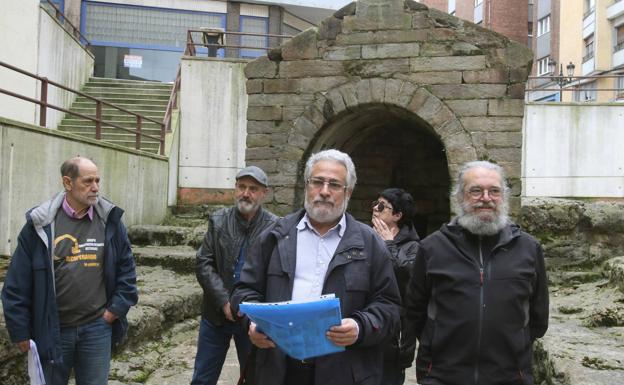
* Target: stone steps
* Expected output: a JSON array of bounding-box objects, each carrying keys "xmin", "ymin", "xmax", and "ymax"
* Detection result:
[
  {"xmin": 132, "ymin": 246, "xmax": 196, "ymax": 274},
  {"xmin": 127, "ymin": 224, "xmax": 204, "ymax": 249}
]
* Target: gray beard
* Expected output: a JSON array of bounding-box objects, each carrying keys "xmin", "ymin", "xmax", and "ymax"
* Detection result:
[
  {"xmin": 236, "ymin": 199, "xmax": 260, "ymax": 216},
  {"xmin": 457, "ymin": 201, "xmax": 509, "ymax": 236},
  {"xmin": 304, "ymin": 195, "xmax": 348, "ymax": 224}
]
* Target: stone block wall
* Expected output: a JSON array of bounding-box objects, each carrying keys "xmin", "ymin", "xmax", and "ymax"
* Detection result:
[{"xmin": 244, "ymin": 0, "xmax": 532, "ymax": 219}]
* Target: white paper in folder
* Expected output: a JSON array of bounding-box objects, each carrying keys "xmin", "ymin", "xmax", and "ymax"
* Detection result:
[{"xmin": 28, "ymin": 339, "xmax": 46, "ymax": 385}]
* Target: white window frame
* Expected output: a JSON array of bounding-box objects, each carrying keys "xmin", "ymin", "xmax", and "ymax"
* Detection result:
[
  {"xmin": 448, "ymin": 0, "xmax": 456, "ymax": 14},
  {"xmin": 537, "ymin": 15, "xmax": 550, "ymax": 37},
  {"xmin": 616, "ymin": 76, "xmax": 624, "ymax": 100},
  {"xmin": 475, "ymin": 0, "xmax": 483, "ymax": 6},
  {"xmin": 537, "ymin": 57, "xmax": 550, "ymax": 76}
]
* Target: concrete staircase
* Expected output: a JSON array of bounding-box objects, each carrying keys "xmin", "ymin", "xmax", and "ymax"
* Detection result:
[{"xmin": 57, "ymin": 78, "xmax": 172, "ymax": 154}]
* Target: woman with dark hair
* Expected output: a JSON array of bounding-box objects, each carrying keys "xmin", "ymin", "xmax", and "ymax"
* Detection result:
[{"xmin": 371, "ymin": 188, "xmax": 420, "ymax": 385}]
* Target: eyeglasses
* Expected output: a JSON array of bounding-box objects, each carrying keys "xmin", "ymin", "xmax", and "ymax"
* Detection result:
[
  {"xmin": 306, "ymin": 177, "xmax": 347, "ymax": 192},
  {"xmin": 371, "ymin": 200, "xmax": 393, "ymax": 212},
  {"xmin": 467, "ymin": 187, "xmax": 503, "ymax": 199}
]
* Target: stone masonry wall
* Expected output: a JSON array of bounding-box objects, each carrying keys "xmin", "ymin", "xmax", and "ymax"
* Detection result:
[{"xmin": 243, "ymin": 0, "xmax": 532, "ymax": 217}]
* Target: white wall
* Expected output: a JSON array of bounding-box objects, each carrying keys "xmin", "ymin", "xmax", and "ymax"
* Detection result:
[
  {"xmin": 523, "ymin": 103, "xmax": 624, "ymax": 197},
  {"xmin": 0, "ymin": 118, "xmax": 169, "ymax": 257},
  {"xmin": 178, "ymin": 58, "xmax": 247, "ymax": 190},
  {"xmin": 37, "ymin": 8, "xmax": 95, "ymax": 128},
  {"xmin": 0, "ymin": 0, "xmax": 39, "ymax": 124}
]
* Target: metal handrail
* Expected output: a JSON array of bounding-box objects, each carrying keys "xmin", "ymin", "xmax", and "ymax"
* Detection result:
[
  {"xmin": 526, "ymin": 74, "xmax": 624, "ymax": 100},
  {"xmin": 42, "ymin": 0, "xmax": 91, "ymax": 48},
  {"xmin": 0, "ymin": 60, "xmax": 165, "ymax": 155}
]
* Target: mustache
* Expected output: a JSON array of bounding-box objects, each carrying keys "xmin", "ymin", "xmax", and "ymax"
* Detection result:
[
  {"xmin": 472, "ymin": 202, "xmax": 496, "ymax": 209},
  {"xmin": 238, "ymin": 197, "xmax": 252, "ymax": 204},
  {"xmin": 313, "ymin": 197, "xmax": 334, "ymax": 205}
]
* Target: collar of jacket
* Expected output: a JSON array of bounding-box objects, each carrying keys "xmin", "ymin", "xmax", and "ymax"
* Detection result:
[
  {"xmin": 394, "ymin": 223, "xmax": 420, "ymax": 244},
  {"xmin": 233, "ymin": 206, "xmax": 270, "ymax": 230}
]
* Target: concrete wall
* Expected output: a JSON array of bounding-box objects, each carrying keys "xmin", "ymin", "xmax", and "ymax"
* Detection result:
[
  {"xmin": 37, "ymin": 8, "xmax": 95, "ymax": 128},
  {"xmin": 0, "ymin": 118, "xmax": 169, "ymax": 257},
  {"xmin": 0, "ymin": 3, "xmax": 94, "ymax": 128},
  {"xmin": 177, "ymin": 57, "xmax": 248, "ymax": 204},
  {"xmin": 0, "ymin": 0, "xmax": 39, "ymax": 124},
  {"xmin": 523, "ymin": 103, "xmax": 624, "ymax": 197}
]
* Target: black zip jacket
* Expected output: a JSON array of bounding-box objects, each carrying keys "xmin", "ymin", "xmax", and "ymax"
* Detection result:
[
  {"xmin": 405, "ymin": 221, "xmax": 549, "ymax": 385},
  {"xmin": 383, "ymin": 224, "xmax": 420, "ymax": 369},
  {"xmin": 196, "ymin": 206, "xmax": 277, "ymax": 325}
]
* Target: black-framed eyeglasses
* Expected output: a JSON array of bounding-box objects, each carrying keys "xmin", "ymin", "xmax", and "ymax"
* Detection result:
[
  {"xmin": 371, "ymin": 200, "xmax": 393, "ymax": 212},
  {"xmin": 306, "ymin": 177, "xmax": 347, "ymax": 192},
  {"xmin": 467, "ymin": 187, "xmax": 502, "ymax": 199}
]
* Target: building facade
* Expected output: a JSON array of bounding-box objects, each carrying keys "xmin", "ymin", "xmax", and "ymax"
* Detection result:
[{"xmin": 419, "ymin": 0, "xmax": 531, "ymax": 45}]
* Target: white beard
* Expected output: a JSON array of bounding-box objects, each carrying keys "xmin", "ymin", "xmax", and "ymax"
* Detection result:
[
  {"xmin": 457, "ymin": 200, "xmax": 509, "ymax": 236},
  {"xmin": 304, "ymin": 194, "xmax": 348, "ymax": 224},
  {"xmin": 236, "ymin": 199, "xmax": 259, "ymax": 216}
]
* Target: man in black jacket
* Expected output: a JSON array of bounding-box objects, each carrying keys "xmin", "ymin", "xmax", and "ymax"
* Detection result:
[
  {"xmin": 191, "ymin": 166, "xmax": 278, "ymax": 385},
  {"xmin": 406, "ymin": 160, "xmax": 549, "ymax": 385},
  {"xmin": 230, "ymin": 149, "xmax": 401, "ymax": 385}
]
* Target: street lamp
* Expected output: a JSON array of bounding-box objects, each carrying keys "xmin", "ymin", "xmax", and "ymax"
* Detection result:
[{"xmin": 549, "ymin": 59, "xmax": 576, "ymax": 101}]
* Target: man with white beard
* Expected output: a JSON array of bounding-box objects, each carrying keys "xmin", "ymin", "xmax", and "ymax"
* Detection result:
[
  {"xmin": 192, "ymin": 166, "xmax": 278, "ymax": 385},
  {"xmin": 230, "ymin": 149, "xmax": 401, "ymax": 385},
  {"xmin": 405, "ymin": 161, "xmax": 549, "ymax": 385}
]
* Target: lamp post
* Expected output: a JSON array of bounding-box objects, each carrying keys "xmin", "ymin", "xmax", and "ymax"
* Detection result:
[{"xmin": 549, "ymin": 59, "xmax": 576, "ymax": 101}]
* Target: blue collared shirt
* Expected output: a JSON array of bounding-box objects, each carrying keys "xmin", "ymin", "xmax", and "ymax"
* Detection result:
[{"xmin": 292, "ymin": 213, "xmax": 346, "ymax": 301}]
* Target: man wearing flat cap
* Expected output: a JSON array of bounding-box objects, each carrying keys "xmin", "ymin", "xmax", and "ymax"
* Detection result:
[{"xmin": 192, "ymin": 166, "xmax": 278, "ymax": 385}]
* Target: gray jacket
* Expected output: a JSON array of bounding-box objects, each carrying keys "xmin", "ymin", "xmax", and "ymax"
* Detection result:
[
  {"xmin": 196, "ymin": 206, "xmax": 277, "ymax": 325},
  {"xmin": 231, "ymin": 209, "xmax": 401, "ymax": 385}
]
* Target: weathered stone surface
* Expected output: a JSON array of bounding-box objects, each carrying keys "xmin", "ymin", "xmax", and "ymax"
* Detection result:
[
  {"xmin": 128, "ymin": 225, "xmax": 191, "ymax": 247},
  {"xmin": 333, "ymin": 2, "xmax": 357, "ymax": 19},
  {"xmin": 319, "ymin": 16, "xmax": 343, "ymax": 41},
  {"xmin": 362, "ymin": 42, "xmax": 420, "ymax": 59},
  {"xmin": 445, "ymin": 99, "xmax": 488, "ymax": 116},
  {"xmin": 262, "ymin": 78, "xmax": 300, "ymax": 94},
  {"xmin": 604, "ymin": 257, "xmax": 624, "ymax": 293},
  {"xmin": 298, "ymin": 76, "xmax": 349, "ymax": 93},
  {"xmin": 281, "ymin": 28, "xmax": 319, "ymax": 60},
  {"xmin": 246, "ymin": 120, "xmax": 275, "ymax": 134},
  {"xmin": 247, "ymin": 106, "xmax": 282, "ymax": 121},
  {"xmin": 460, "ymin": 116, "xmax": 523, "ymax": 132},
  {"xmin": 248, "ymin": 93, "xmax": 314, "ymax": 107},
  {"xmin": 344, "ymin": 58, "xmax": 410, "ymax": 77},
  {"xmin": 411, "ymin": 56, "xmax": 486, "ymax": 72},
  {"xmin": 488, "ymin": 99, "xmax": 525, "ymax": 117},
  {"xmin": 429, "ymin": 84, "xmax": 508, "ymax": 99},
  {"xmin": 132, "ymin": 246, "xmax": 196, "ymax": 274},
  {"xmin": 485, "ymin": 132, "xmax": 522, "ymax": 148},
  {"xmin": 346, "ymin": 0, "xmax": 410, "ymax": 31},
  {"xmin": 246, "ymin": 146, "xmax": 281, "ymax": 160},
  {"xmin": 282, "ymin": 106, "xmax": 306, "ymax": 121},
  {"xmin": 583, "ymin": 202, "xmax": 624, "ymax": 233},
  {"xmin": 486, "ymin": 147, "xmax": 521, "ymax": 163},
  {"xmin": 322, "ymin": 45, "xmax": 362, "ymax": 60},
  {"xmin": 244, "ymin": 56, "xmax": 277, "ymax": 79},
  {"xmin": 336, "ymin": 29, "xmax": 428, "ymax": 45},
  {"xmin": 463, "ymin": 68, "xmax": 508, "ymax": 84},
  {"xmin": 279, "ymin": 60, "xmax": 344, "ymax": 78},
  {"xmin": 246, "ymin": 133, "xmax": 272, "ymax": 148},
  {"xmin": 399, "ymin": 71, "xmax": 462, "ymax": 85},
  {"xmin": 420, "ymin": 42, "xmax": 453, "ymax": 56},
  {"xmin": 245, "ymin": 79, "xmax": 262, "ymax": 94}
]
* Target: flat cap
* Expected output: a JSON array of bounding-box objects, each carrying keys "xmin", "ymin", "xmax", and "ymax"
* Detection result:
[{"xmin": 236, "ymin": 166, "xmax": 268, "ymax": 187}]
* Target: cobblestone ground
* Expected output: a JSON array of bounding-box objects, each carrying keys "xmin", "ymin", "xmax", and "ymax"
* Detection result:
[{"xmin": 106, "ymin": 316, "xmax": 418, "ymax": 384}]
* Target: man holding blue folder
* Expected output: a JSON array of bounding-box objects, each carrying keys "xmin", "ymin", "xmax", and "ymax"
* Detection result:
[{"xmin": 231, "ymin": 149, "xmax": 401, "ymax": 385}]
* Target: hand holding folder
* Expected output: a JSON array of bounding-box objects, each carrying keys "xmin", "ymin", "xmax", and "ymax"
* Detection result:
[{"xmin": 239, "ymin": 295, "xmax": 345, "ymax": 360}]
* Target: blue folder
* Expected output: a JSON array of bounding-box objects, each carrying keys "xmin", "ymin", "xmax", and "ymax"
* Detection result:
[{"xmin": 239, "ymin": 295, "xmax": 345, "ymax": 360}]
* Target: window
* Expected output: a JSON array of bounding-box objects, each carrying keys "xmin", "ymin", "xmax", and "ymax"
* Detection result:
[
  {"xmin": 475, "ymin": 0, "xmax": 483, "ymax": 5},
  {"xmin": 528, "ymin": 22, "xmax": 533, "ymax": 47},
  {"xmin": 616, "ymin": 76, "xmax": 624, "ymax": 100},
  {"xmin": 537, "ymin": 15, "xmax": 550, "ymax": 36},
  {"xmin": 537, "ymin": 57, "xmax": 550, "ymax": 76},
  {"xmin": 448, "ymin": 0, "xmax": 456, "ymax": 14},
  {"xmin": 574, "ymin": 81, "xmax": 597, "ymax": 102},
  {"xmin": 240, "ymin": 16, "xmax": 268, "ymax": 58},
  {"xmin": 585, "ymin": 0, "xmax": 595, "ymax": 13},
  {"xmin": 616, "ymin": 25, "xmax": 624, "ymax": 52},
  {"xmin": 583, "ymin": 34, "xmax": 595, "ymax": 62}
]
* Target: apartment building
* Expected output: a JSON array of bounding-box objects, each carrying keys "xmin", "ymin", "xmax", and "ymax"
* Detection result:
[
  {"xmin": 530, "ymin": 0, "xmax": 624, "ymax": 102},
  {"xmin": 419, "ymin": 0, "xmax": 531, "ymax": 45}
]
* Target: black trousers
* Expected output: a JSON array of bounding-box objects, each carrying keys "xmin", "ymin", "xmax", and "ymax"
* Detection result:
[{"xmin": 284, "ymin": 357, "xmax": 315, "ymax": 385}]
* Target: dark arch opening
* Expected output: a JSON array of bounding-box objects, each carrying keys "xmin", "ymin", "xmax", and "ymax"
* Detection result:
[{"xmin": 297, "ymin": 104, "xmax": 451, "ymax": 236}]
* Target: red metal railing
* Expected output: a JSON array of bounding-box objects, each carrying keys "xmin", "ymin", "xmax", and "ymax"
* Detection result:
[
  {"xmin": 0, "ymin": 61, "xmax": 166, "ymax": 155},
  {"xmin": 42, "ymin": 0, "xmax": 91, "ymax": 49}
]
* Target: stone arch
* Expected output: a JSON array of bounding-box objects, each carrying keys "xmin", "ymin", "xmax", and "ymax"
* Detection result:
[{"xmin": 244, "ymin": 0, "xmax": 531, "ymax": 219}]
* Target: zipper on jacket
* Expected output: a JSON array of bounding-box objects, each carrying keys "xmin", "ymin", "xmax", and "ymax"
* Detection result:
[{"xmin": 474, "ymin": 236, "xmax": 485, "ymax": 385}]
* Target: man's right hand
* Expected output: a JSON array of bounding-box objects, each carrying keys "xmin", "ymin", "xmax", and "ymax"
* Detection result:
[
  {"xmin": 223, "ymin": 302, "xmax": 235, "ymax": 322},
  {"xmin": 249, "ymin": 322, "xmax": 276, "ymax": 349},
  {"xmin": 17, "ymin": 341, "xmax": 30, "ymax": 353}
]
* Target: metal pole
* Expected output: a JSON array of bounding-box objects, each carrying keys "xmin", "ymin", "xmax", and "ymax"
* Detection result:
[
  {"xmin": 95, "ymin": 101, "xmax": 102, "ymax": 139},
  {"xmin": 39, "ymin": 78, "xmax": 48, "ymax": 127},
  {"xmin": 135, "ymin": 115, "xmax": 142, "ymax": 150}
]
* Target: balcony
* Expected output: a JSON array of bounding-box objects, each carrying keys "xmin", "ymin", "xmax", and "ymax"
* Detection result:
[
  {"xmin": 607, "ymin": 0, "xmax": 624, "ymax": 20},
  {"xmin": 582, "ymin": 10, "xmax": 595, "ymax": 39},
  {"xmin": 614, "ymin": 42, "xmax": 624, "ymax": 68}
]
